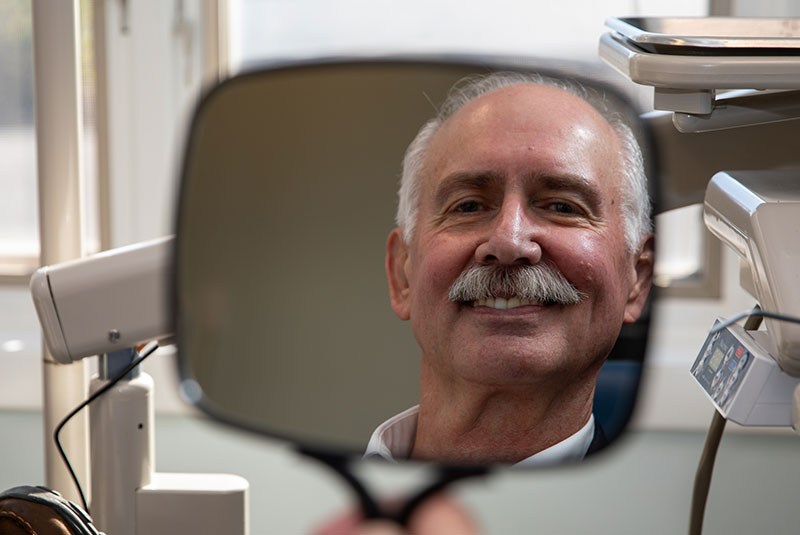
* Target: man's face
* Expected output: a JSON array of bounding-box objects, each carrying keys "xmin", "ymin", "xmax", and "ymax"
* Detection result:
[{"xmin": 386, "ymin": 84, "xmax": 653, "ymax": 389}]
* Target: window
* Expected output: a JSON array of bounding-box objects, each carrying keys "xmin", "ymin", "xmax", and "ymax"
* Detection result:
[
  {"xmin": 0, "ymin": 0, "xmax": 213, "ymax": 411},
  {"xmin": 654, "ymin": 204, "xmax": 722, "ymax": 299},
  {"xmin": 0, "ymin": 0, "xmax": 37, "ymax": 279}
]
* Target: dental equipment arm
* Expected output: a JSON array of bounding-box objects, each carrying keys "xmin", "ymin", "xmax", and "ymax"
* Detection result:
[
  {"xmin": 30, "ymin": 237, "xmax": 248, "ymax": 535},
  {"xmin": 599, "ymin": 17, "xmax": 800, "ymax": 535}
]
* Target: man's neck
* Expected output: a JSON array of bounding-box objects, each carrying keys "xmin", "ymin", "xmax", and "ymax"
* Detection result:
[{"xmin": 411, "ymin": 363, "xmax": 597, "ymax": 464}]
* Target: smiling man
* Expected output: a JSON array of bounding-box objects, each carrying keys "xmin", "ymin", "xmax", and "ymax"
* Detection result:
[{"xmin": 366, "ymin": 72, "xmax": 654, "ymax": 466}]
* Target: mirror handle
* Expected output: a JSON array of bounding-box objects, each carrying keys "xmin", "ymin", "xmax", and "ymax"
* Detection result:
[{"xmin": 299, "ymin": 448, "xmax": 487, "ymax": 527}]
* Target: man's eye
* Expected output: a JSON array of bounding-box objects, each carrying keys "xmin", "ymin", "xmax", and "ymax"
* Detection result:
[
  {"xmin": 454, "ymin": 200, "xmax": 483, "ymax": 213},
  {"xmin": 547, "ymin": 201, "xmax": 580, "ymax": 215}
]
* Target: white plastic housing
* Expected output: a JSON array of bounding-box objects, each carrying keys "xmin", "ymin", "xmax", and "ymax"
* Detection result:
[
  {"xmin": 137, "ymin": 473, "xmax": 249, "ymax": 535},
  {"xmin": 704, "ymin": 171, "xmax": 800, "ymax": 376},
  {"xmin": 89, "ymin": 370, "xmax": 249, "ymax": 535},
  {"xmin": 692, "ymin": 323, "xmax": 800, "ymax": 426},
  {"xmin": 90, "ymin": 372, "xmax": 155, "ymax": 535},
  {"xmin": 30, "ymin": 236, "xmax": 174, "ymax": 363}
]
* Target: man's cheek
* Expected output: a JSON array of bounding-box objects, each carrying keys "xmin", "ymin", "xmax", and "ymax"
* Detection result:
[
  {"xmin": 419, "ymin": 254, "xmax": 462, "ymax": 295},
  {"xmin": 554, "ymin": 240, "xmax": 607, "ymax": 289}
]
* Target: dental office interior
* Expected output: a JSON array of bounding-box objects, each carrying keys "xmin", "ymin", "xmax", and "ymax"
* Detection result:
[{"xmin": 2, "ymin": 0, "xmax": 800, "ymax": 533}]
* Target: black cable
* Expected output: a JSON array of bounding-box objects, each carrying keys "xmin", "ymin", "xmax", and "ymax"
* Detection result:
[
  {"xmin": 53, "ymin": 341, "xmax": 159, "ymax": 514},
  {"xmin": 710, "ymin": 306, "xmax": 800, "ymax": 334}
]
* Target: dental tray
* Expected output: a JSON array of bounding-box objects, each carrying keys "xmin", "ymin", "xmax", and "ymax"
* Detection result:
[
  {"xmin": 606, "ymin": 17, "xmax": 800, "ymax": 55},
  {"xmin": 600, "ymin": 17, "xmax": 800, "ymax": 93}
]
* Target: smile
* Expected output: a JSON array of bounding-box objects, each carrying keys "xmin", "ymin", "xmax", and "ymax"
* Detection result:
[{"xmin": 471, "ymin": 297, "xmax": 544, "ymax": 309}]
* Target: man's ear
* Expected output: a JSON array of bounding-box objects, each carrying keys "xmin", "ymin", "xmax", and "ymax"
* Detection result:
[
  {"xmin": 623, "ymin": 233, "xmax": 655, "ymax": 324},
  {"xmin": 386, "ymin": 228, "xmax": 412, "ymax": 321}
]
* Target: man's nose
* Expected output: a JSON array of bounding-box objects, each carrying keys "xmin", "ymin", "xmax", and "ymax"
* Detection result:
[{"xmin": 474, "ymin": 198, "xmax": 543, "ymax": 265}]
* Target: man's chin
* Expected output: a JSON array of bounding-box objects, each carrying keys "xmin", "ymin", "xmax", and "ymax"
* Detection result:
[
  {"xmin": 454, "ymin": 301, "xmax": 569, "ymax": 333},
  {"xmin": 451, "ymin": 341, "xmax": 578, "ymax": 386}
]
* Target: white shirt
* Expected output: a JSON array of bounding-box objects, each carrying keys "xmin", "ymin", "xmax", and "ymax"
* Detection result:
[{"xmin": 365, "ymin": 405, "xmax": 595, "ymax": 467}]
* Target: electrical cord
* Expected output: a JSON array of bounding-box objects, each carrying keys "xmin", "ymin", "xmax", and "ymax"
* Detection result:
[
  {"xmin": 710, "ymin": 306, "xmax": 800, "ymax": 334},
  {"xmin": 688, "ymin": 409, "xmax": 726, "ymax": 535},
  {"xmin": 53, "ymin": 341, "xmax": 159, "ymax": 515}
]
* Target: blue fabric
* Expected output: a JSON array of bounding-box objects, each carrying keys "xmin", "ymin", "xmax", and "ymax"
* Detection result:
[{"xmin": 593, "ymin": 360, "xmax": 642, "ymax": 444}]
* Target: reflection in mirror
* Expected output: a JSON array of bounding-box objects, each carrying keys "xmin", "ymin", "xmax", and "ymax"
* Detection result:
[{"xmin": 175, "ymin": 58, "xmax": 655, "ymax": 467}]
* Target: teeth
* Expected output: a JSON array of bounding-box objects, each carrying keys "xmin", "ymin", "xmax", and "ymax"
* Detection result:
[{"xmin": 471, "ymin": 297, "xmax": 543, "ymax": 309}]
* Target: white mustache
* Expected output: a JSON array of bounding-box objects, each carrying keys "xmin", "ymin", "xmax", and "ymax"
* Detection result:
[{"xmin": 448, "ymin": 263, "xmax": 584, "ymax": 306}]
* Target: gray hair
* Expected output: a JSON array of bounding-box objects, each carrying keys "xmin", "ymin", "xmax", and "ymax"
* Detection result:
[{"xmin": 396, "ymin": 72, "xmax": 652, "ymax": 253}]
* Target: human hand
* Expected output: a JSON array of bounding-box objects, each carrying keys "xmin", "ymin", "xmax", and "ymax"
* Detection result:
[{"xmin": 313, "ymin": 494, "xmax": 479, "ymax": 535}]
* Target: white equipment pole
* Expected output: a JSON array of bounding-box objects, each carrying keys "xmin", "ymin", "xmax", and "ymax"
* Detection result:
[{"xmin": 31, "ymin": 0, "xmax": 90, "ymax": 503}]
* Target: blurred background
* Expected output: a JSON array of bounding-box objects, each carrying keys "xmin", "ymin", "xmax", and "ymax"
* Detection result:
[{"xmin": 1, "ymin": 1, "xmax": 799, "ymax": 533}]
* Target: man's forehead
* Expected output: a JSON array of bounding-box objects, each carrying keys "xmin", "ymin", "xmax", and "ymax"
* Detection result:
[
  {"xmin": 446, "ymin": 83, "xmax": 613, "ymax": 138},
  {"xmin": 421, "ymin": 83, "xmax": 622, "ymax": 190}
]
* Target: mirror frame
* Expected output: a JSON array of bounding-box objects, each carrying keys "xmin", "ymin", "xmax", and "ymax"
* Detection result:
[{"xmin": 172, "ymin": 54, "xmax": 659, "ymax": 465}]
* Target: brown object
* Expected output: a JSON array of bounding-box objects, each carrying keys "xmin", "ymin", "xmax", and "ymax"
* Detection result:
[{"xmin": 0, "ymin": 486, "xmax": 100, "ymax": 535}]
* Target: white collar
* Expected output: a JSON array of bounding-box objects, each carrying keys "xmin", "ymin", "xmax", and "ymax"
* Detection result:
[{"xmin": 365, "ymin": 406, "xmax": 595, "ymax": 467}]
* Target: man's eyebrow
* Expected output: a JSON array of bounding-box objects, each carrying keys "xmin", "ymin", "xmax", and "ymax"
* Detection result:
[
  {"xmin": 532, "ymin": 173, "xmax": 603, "ymax": 210},
  {"xmin": 433, "ymin": 171, "xmax": 504, "ymax": 208}
]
